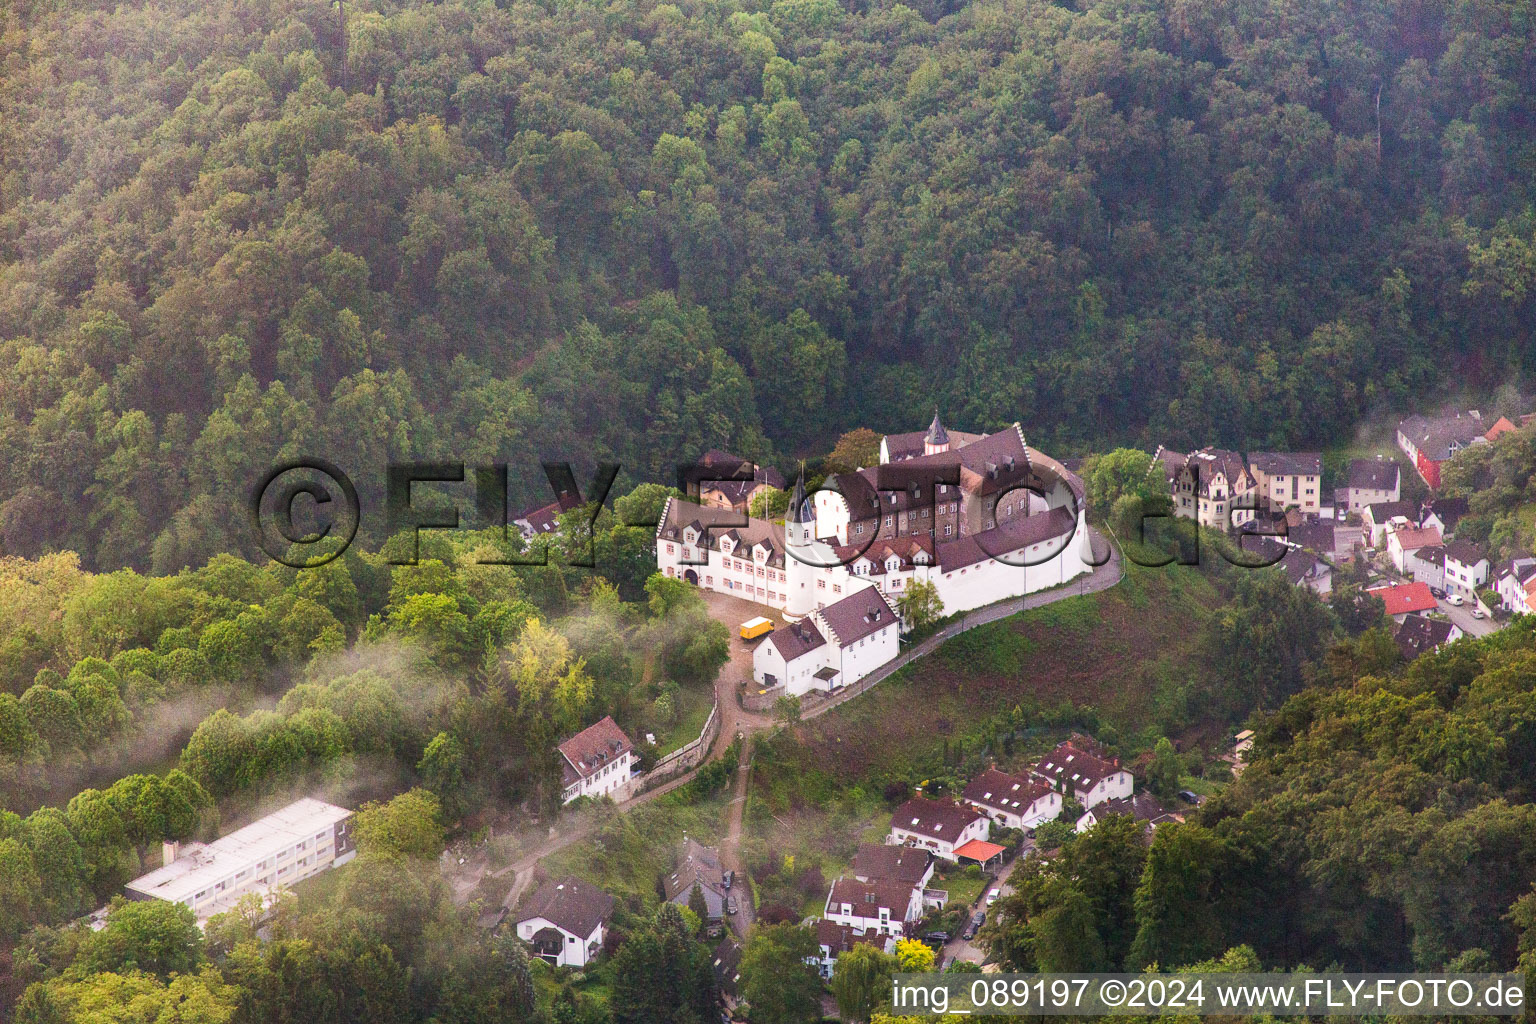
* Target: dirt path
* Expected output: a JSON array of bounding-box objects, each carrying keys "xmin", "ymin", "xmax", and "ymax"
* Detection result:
[{"xmin": 477, "ymin": 531, "xmax": 1121, "ymax": 920}]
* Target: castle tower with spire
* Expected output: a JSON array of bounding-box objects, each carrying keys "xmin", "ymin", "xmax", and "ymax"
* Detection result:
[
  {"xmin": 784, "ymin": 465, "xmax": 817, "ymax": 621},
  {"xmin": 923, "ymin": 410, "xmax": 951, "ymax": 456}
]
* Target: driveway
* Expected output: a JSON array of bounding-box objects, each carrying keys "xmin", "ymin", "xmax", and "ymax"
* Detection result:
[
  {"xmin": 942, "ymin": 841, "xmax": 1032, "ymax": 966},
  {"xmin": 1438, "ymin": 596, "xmax": 1497, "ymax": 637}
]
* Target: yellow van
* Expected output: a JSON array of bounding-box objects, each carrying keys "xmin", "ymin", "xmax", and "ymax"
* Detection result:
[{"xmin": 739, "ymin": 616, "xmax": 774, "ymax": 641}]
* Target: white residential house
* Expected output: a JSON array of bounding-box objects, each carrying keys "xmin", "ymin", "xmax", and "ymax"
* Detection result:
[
  {"xmin": 1340, "ymin": 458, "xmax": 1402, "ymax": 511},
  {"xmin": 887, "ymin": 797, "xmax": 989, "ymax": 862},
  {"xmin": 558, "ymin": 717, "xmax": 636, "ymax": 804},
  {"xmin": 961, "ymin": 767, "xmax": 1062, "ymax": 831},
  {"xmin": 514, "ymin": 877, "xmax": 613, "ymax": 968},
  {"xmin": 1387, "ymin": 525, "xmax": 1443, "ymax": 574},
  {"xmin": 751, "ymin": 584, "xmax": 900, "ymax": 697},
  {"xmin": 1495, "ymin": 558, "xmax": 1536, "ymax": 615},
  {"xmin": 823, "ymin": 876, "xmax": 924, "ymax": 940},
  {"xmin": 1442, "ymin": 540, "xmax": 1490, "ymax": 597},
  {"xmin": 1036, "ymin": 741, "xmax": 1134, "ymax": 809}
]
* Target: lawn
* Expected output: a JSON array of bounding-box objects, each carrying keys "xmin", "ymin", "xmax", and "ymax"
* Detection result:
[
  {"xmin": 652, "ymin": 679, "xmax": 715, "ymax": 757},
  {"xmin": 539, "ymin": 791, "xmax": 731, "ymax": 907}
]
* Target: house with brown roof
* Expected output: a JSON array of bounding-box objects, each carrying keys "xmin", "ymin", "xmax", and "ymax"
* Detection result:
[
  {"xmin": 558, "ymin": 716, "xmax": 636, "ymax": 805},
  {"xmin": 887, "ymin": 796, "xmax": 990, "ymax": 862},
  {"xmin": 750, "ymin": 583, "xmax": 900, "ymax": 697},
  {"xmin": 1035, "ymin": 741, "xmax": 1134, "ymax": 809},
  {"xmin": 814, "ymin": 919, "xmax": 888, "ymax": 979},
  {"xmin": 962, "ymin": 767, "xmax": 1062, "ymax": 831},
  {"xmin": 1387, "ymin": 524, "xmax": 1443, "ymax": 574},
  {"xmin": 851, "ymin": 844, "xmax": 935, "ymax": 891},
  {"xmin": 514, "ymin": 877, "xmax": 614, "ymax": 968},
  {"xmin": 1394, "ymin": 614, "xmax": 1462, "ymax": 661},
  {"xmin": 1421, "ymin": 496, "xmax": 1470, "ymax": 538},
  {"xmin": 823, "ymin": 876, "xmax": 924, "ymax": 940}
]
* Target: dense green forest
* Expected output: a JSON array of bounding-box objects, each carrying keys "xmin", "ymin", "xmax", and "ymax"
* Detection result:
[
  {"xmin": 3, "ymin": 0, "xmax": 1536, "ymax": 571},
  {"xmin": 981, "ymin": 616, "xmax": 1536, "ymax": 978}
]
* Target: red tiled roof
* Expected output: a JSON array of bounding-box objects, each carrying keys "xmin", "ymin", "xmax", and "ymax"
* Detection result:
[
  {"xmin": 558, "ymin": 716, "xmax": 633, "ymax": 783},
  {"xmin": 1366, "ymin": 581, "xmax": 1436, "ymax": 616}
]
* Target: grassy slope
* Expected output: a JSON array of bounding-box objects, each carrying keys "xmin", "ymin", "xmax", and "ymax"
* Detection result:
[
  {"xmin": 741, "ymin": 560, "xmax": 1230, "ymax": 910},
  {"xmin": 762, "ymin": 560, "xmax": 1225, "ymax": 793}
]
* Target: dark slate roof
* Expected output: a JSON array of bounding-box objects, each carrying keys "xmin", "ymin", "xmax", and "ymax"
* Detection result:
[
  {"xmin": 963, "ymin": 768, "xmax": 1054, "ymax": 815},
  {"xmin": 1414, "ymin": 545, "xmax": 1445, "ymax": 567},
  {"xmin": 851, "ymin": 844, "xmax": 932, "ymax": 886},
  {"xmin": 1395, "ymin": 614, "xmax": 1457, "ymax": 661},
  {"xmin": 1181, "ymin": 448, "xmax": 1254, "ymax": 496},
  {"xmin": 1365, "ymin": 499, "xmax": 1417, "ymax": 525},
  {"xmin": 891, "ymin": 797, "xmax": 983, "ymax": 842},
  {"xmin": 883, "ymin": 428, "xmax": 984, "ymax": 462},
  {"xmin": 1249, "ymin": 452, "xmax": 1322, "ymax": 476},
  {"xmin": 766, "ymin": 618, "xmax": 826, "ymax": 662},
  {"xmin": 516, "ymin": 877, "xmax": 613, "ymax": 939},
  {"xmin": 1347, "ymin": 458, "xmax": 1401, "ymax": 491},
  {"xmin": 1398, "ymin": 412, "xmax": 1485, "ymax": 461},
  {"xmin": 1443, "ymin": 539, "xmax": 1487, "ymax": 566},
  {"xmin": 1286, "ymin": 520, "xmax": 1336, "ymax": 555},
  {"xmin": 924, "ymin": 410, "xmax": 950, "ymax": 446},
  {"xmin": 1093, "ymin": 792, "xmax": 1178, "ymax": 824},
  {"xmin": 664, "ymin": 838, "xmax": 725, "ymax": 902},
  {"xmin": 712, "ymin": 938, "xmax": 743, "ymax": 996},
  {"xmin": 558, "ymin": 716, "xmax": 633, "ymax": 784},
  {"xmin": 817, "ymin": 586, "xmax": 896, "ymax": 648},
  {"xmin": 1423, "ymin": 497, "xmax": 1470, "ymax": 531}
]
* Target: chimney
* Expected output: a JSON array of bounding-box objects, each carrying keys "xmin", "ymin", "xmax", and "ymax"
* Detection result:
[{"xmin": 163, "ymin": 840, "xmax": 181, "ymax": 867}]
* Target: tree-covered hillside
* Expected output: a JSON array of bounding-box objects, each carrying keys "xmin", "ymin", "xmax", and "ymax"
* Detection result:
[{"xmin": 3, "ymin": 0, "xmax": 1535, "ymax": 570}]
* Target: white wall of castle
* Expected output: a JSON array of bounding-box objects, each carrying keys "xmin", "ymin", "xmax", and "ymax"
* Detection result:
[{"xmin": 655, "ymin": 492, "xmax": 1094, "ymax": 623}]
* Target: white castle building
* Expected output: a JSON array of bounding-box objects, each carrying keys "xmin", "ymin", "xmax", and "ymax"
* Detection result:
[{"xmin": 654, "ymin": 418, "xmax": 1096, "ymax": 696}]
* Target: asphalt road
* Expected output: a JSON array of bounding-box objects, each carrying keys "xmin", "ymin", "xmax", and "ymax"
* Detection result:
[{"xmin": 1437, "ymin": 595, "xmax": 1497, "ymax": 637}]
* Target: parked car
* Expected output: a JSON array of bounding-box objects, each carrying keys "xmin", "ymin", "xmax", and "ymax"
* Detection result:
[
  {"xmin": 723, "ymin": 870, "xmax": 734, "ymax": 890},
  {"xmin": 985, "ymin": 890, "xmax": 1000, "ymax": 906},
  {"xmin": 1430, "ymin": 587, "xmax": 1447, "ymax": 599},
  {"xmin": 726, "ymin": 895, "xmax": 739, "ymax": 915},
  {"xmin": 1472, "ymin": 607, "xmax": 1486, "ymax": 619},
  {"xmin": 1177, "ymin": 789, "xmax": 1202, "ymax": 804},
  {"xmin": 1447, "ymin": 594, "xmax": 1465, "ymax": 606},
  {"xmin": 923, "ymin": 931, "xmax": 949, "ymax": 947},
  {"xmin": 962, "ymin": 912, "xmax": 984, "ymax": 940}
]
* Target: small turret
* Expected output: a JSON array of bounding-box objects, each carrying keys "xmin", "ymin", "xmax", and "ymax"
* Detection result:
[
  {"xmin": 924, "ymin": 410, "xmax": 951, "ymax": 455},
  {"xmin": 784, "ymin": 464, "xmax": 816, "ymax": 621}
]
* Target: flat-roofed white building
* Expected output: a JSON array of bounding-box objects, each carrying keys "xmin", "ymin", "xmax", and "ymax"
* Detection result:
[{"xmin": 123, "ymin": 797, "xmax": 355, "ymax": 923}]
